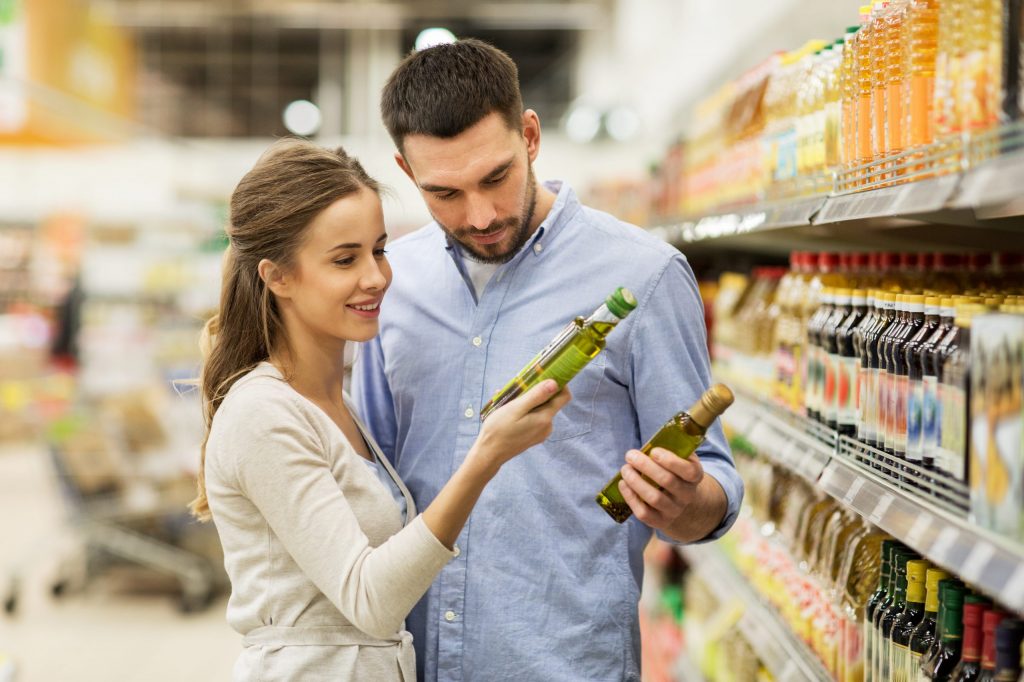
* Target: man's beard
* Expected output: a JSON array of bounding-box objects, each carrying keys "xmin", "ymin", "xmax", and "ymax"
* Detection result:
[{"xmin": 436, "ymin": 165, "xmax": 539, "ymax": 265}]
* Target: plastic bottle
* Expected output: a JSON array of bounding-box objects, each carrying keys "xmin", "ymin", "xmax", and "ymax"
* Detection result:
[{"xmin": 905, "ymin": 0, "xmax": 941, "ymax": 153}]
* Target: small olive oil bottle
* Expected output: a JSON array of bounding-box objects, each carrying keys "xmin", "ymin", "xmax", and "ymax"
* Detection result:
[
  {"xmin": 595, "ymin": 383, "xmax": 735, "ymax": 523},
  {"xmin": 480, "ymin": 287, "xmax": 637, "ymax": 421}
]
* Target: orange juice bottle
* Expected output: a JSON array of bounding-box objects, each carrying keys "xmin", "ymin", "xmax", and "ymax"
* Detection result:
[
  {"xmin": 904, "ymin": 0, "xmax": 941, "ymax": 153},
  {"xmin": 961, "ymin": 0, "xmax": 1000, "ymax": 136},
  {"xmin": 857, "ymin": 5, "xmax": 879, "ymax": 177},
  {"xmin": 841, "ymin": 25, "xmax": 863, "ymax": 169},
  {"xmin": 935, "ymin": 0, "xmax": 967, "ymax": 139},
  {"xmin": 887, "ymin": 0, "xmax": 911, "ymax": 178},
  {"xmin": 872, "ymin": 1, "xmax": 893, "ymax": 178},
  {"xmin": 826, "ymin": 39, "xmax": 846, "ymax": 171}
]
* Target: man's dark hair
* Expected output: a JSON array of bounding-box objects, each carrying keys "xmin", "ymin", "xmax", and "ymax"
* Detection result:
[{"xmin": 380, "ymin": 38, "xmax": 524, "ymax": 153}]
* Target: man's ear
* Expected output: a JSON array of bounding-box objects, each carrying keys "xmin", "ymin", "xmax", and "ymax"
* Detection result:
[
  {"xmin": 258, "ymin": 258, "xmax": 290, "ymax": 299},
  {"xmin": 395, "ymin": 153, "xmax": 416, "ymax": 182},
  {"xmin": 522, "ymin": 110, "xmax": 541, "ymax": 163}
]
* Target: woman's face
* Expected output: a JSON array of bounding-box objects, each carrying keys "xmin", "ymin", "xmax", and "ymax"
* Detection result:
[{"xmin": 273, "ymin": 188, "xmax": 392, "ymax": 345}]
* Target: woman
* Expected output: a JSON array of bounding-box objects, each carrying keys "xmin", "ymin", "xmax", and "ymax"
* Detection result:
[{"xmin": 191, "ymin": 138, "xmax": 569, "ymax": 681}]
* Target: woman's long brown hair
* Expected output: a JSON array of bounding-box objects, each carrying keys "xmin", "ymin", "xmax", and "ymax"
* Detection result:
[{"xmin": 190, "ymin": 138, "xmax": 379, "ymax": 520}]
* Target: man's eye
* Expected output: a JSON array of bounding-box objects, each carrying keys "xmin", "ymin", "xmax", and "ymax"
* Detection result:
[
  {"xmin": 484, "ymin": 174, "xmax": 507, "ymax": 185},
  {"xmin": 434, "ymin": 191, "xmax": 457, "ymax": 201}
]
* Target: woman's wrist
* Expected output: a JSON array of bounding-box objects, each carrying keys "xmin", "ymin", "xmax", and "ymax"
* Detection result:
[{"xmin": 461, "ymin": 444, "xmax": 501, "ymax": 483}]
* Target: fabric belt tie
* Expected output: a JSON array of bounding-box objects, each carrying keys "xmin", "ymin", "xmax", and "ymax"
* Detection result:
[{"xmin": 243, "ymin": 624, "xmax": 415, "ymax": 681}]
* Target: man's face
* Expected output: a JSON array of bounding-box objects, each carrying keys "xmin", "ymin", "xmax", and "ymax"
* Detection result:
[{"xmin": 398, "ymin": 112, "xmax": 540, "ymax": 264}]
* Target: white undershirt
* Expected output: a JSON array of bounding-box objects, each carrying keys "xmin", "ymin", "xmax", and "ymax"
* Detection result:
[{"xmin": 462, "ymin": 256, "xmax": 500, "ymax": 299}]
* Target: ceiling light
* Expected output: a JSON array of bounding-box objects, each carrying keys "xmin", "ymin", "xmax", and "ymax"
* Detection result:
[
  {"xmin": 415, "ymin": 28, "xmax": 457, "ymax": 51},
  {"xmin": 283, "ymin": 100, "xmax": 321, "ymax": 137},
  {"xmin": 564, "ymin": 105, "xmax": 601, "ymax": 144}
]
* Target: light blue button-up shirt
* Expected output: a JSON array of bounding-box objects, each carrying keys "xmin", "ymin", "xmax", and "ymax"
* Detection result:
[{"xmin": 351, "ymin": 181, "xmax": 742, "ymax": 682}]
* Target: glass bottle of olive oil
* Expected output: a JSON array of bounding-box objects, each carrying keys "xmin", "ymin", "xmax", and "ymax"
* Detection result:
[
  {"xmin": 595, "ymin": 383, "xmax": 734, "ymax": 523},
  {"xmin": 479, "ymin": 287, "xmax": 637, "ymax": 421}
]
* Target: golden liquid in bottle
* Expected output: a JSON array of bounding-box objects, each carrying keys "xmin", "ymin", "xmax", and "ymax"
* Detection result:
[{"xmin": 905, "ymin": 0, "xmax": 940, "ymax": 155}]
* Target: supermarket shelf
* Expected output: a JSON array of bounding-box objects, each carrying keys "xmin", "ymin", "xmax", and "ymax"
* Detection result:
[
  {"xmin": 679, "ymin": 543, "xmax": 833, "ymax": 682},
  {"xmin": 651, "ymin": 124, "xmax": 1024, "ymax": 253},
  {"xmin": 723, "ymin": 388, "xmax": 1024, "ymax": 614}
]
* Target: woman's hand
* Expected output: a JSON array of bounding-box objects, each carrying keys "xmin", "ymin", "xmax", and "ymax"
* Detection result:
[{"xmin": 469, "ymin": 380, "xmax": 572, "ymax": 475}]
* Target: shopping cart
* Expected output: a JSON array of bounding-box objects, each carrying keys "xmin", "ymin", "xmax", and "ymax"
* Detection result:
[{"xmin": 3, "ymin": 397, "xmax": 224, "ymax": 616}]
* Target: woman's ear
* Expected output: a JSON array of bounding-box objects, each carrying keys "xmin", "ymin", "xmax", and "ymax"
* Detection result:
[{"xmin": 258, "ymin": 259, "xmax": 290, "ymax": 299}]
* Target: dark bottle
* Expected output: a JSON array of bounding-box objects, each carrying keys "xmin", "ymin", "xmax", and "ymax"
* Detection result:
[
  {"xmin": 908, "ymin": 569, "xmax": 953, "ymax": 680},
  {"xmin": 977, "ymin": 608, "xmax": 1007, "ymax": 681},
  {"xmin": 931, "ymin": 297, "xmax": 967, "ymax": 488},
  {"xmin": 866, "ymin": 539, "xmax": 898, "ymax": 682},
  {"xmin": 880, "ymin": 550, "xmax": 916, "ymax": 680},
  {"xmin": 837, "ymin": 289, "xmax": 868, "ymax": 437},
  {"xmin": 856, "ymin": 291, "xmax": 884, "ymax": 447},
  {"xmin": 991, "ymin": 618, "xmax": 1024, "ymax": 681},
  {"xmin": 921, "ymin": 296, "xmax": 957, "ymax": 479},
  {"xmin": 877, "ymin": 293, "xmax": 901, "ymax": 458},
  {"xmin": 906, "ymin": 295, "xmax": 941, "ymax": 481},
  {"xmin": 920, "ymin": 583, "xmax": 965, "ymax": 680},
  {"xmin": 890, "ymin": 293, "xmax": 924, "ymax": 477},
  {"xmin": 884, "ymin": 295, "xmax": 912, "ymax": 462},
  {"xmin": 806, "ymin": 287, "xmax": 836, "ymax": 423},
  {"xmin": 891, "ymin": 559, "xmax": 929, "ymax": 681},
  {"xmin": 950, "ymin": 602, "xmax": 986, "ymax": 681},
  {"xmin": 867, "ymin": 292, "xmax": 898, "ymax": 459},
  {"xmin": 940, "ymin": 305, "xmax": 976, "ymax": 491},
  {"xmin": 921, "ymin": 581, "xmax": 967, "ymax": 679},
  {"xmin": 822, "ymin": 288, "xmax": 851, "ymax": 430}
]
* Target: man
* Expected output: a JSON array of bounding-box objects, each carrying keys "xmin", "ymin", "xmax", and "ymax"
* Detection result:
[{"xmin": 351, "ymin": 38, "xmax": 743, "ymax": 682}]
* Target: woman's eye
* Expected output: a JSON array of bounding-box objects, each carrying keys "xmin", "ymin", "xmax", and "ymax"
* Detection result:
[
  {"xmin": 374, "ymin": 248, "xmax": 388, "ymax": 258},
  {"xmin": 334, "ymin": 258, "xmax": 355, "ymax": 267}
]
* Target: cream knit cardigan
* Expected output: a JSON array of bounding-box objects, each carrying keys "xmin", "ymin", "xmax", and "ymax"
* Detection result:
[{"xmin": 205, "ymin": 362, "xmax": 455, "ymax": 681}]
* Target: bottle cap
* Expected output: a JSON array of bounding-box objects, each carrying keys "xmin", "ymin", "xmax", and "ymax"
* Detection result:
[
  {"xmin": 689, "ymin": 384, "xmax": 735, "ymax": 429},
  {"xmin": 606, "ymin": 287, "xmax": 637, "ymax": 319}
]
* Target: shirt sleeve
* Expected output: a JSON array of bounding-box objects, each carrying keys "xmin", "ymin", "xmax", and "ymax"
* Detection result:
[
  {"xmin": 626, "ymin": 253, "xmax": 744, "ymax": 544},
  {"xmin": 350, "ymin": 336, "xmax": 399, "ymax": 463},
  {"xmin": 230, "ymin": 394, "xmax": 454, "ymax": 639}
]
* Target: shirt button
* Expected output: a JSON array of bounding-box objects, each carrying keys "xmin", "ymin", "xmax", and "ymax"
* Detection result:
[
  {"xmin": 533, "ymin": 242, "xmax": 543, "ymax": 254},
  {"xmin": 472, "ymin": 336, "xmax": 482, "ymax": 347},
  {"xmin": 453, "ymin": 545, "xmax": 461, "ymax": 557},
  {"xmin": 444, "ymin": 610, "xmax": 457, "ymax": 622},
  {"xmin": 464, "ymin": 407, "xmax": 474, "ymax": 419}
]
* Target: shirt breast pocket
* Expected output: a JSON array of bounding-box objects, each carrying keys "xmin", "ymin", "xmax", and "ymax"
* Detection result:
[{"xmin": 547, "ymin": 353, "xmax": 607, "ymax": 442}]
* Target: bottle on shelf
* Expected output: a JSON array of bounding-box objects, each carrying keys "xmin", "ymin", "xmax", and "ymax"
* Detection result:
[
  {"xmin": 921, "ymin": 296, "xmax": 957, "ymax": 479},
  {"xmin": 595, "ymin": 384, "xmax": 734, "ymax": 523},
  {"xmin": 907, "ymin": 569, "xmax": 952, "ymax": 679},
  {"xmin": 977, "ymin": 608, "xmax": 1008, "ymax": 681},
  {"xmin": 906, "ymin": 295, "xmax": 940, "ymax": 479},
  {"xmin": 866, "ymin": 539, "xmax": 899, "ymax": 682},
  {"xmin": 480, "ymin": 287, "xmax": 636, "ymax": 420},
  {"xmin": 919, "ymin": 582, "xmax": 966, "ymax": 680},
  {"xmin": 838, "ymin": 288, "xmax": 869, "ymax": 437},
  {"xmin": 950, "ymin": 601, "xmax": 987, "ymax": 681},
  {"xmin": 991, "ymin": 618, "xmax": 1024, "ymax": 680},
  {"xmin": 939, "ymin": 303, "xmax": 982, "ymax": 493},
  {"xmin": 891, "ymin": 558, "xmax": 930, "ymax": 681},
  {"xmin": 904, "ymin": 0, "xmax": 941, "ymax": 159},
  {"xmin": 824, "ymin": 288, "xmax": 853, "ymax": 429},
  {"xmin": 879, "ymin": 548, "xmax": 917, "ymax": 680},
  {"xmin": 890, "ymin": 292, "xmax": 923, "ymax": 477}
]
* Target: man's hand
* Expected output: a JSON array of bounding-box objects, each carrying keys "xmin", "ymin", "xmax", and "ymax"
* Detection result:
[{"xmin": 616, "ymin": 447, "xmax": 728, "ymax": 543}]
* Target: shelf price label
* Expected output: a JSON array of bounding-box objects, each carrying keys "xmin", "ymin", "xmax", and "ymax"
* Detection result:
[
  {"xmin": 906, "ymin": 512, "xmax": 934, "ymax": 549},
  {"xmin": 843, "ymin": 477, "xmax": 865, "ymax": 506},
  {"xmin": 960, "ymin": 542, "xmax": 996, "ymax": 585},
  {"xmin": 869, "ymin": 493, "xmax": 895, "ymax": 526},
  {"xmin": 1001, "ymin": 564, "xmax": 1024, "ymax": 611},
  {"xmin": 930, "ymin": 527, "xmax": 960, "ymax": 564}
]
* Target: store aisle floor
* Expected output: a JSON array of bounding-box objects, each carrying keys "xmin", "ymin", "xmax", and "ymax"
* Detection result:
[{"xmin": 0, "ymin": 444, "xmax": 238, "ymax": 681}]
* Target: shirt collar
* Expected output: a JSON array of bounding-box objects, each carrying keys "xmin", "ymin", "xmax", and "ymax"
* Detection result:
[{"xmin": 443, "ymin": 180, "xmax": 580, "ymax": 266}]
